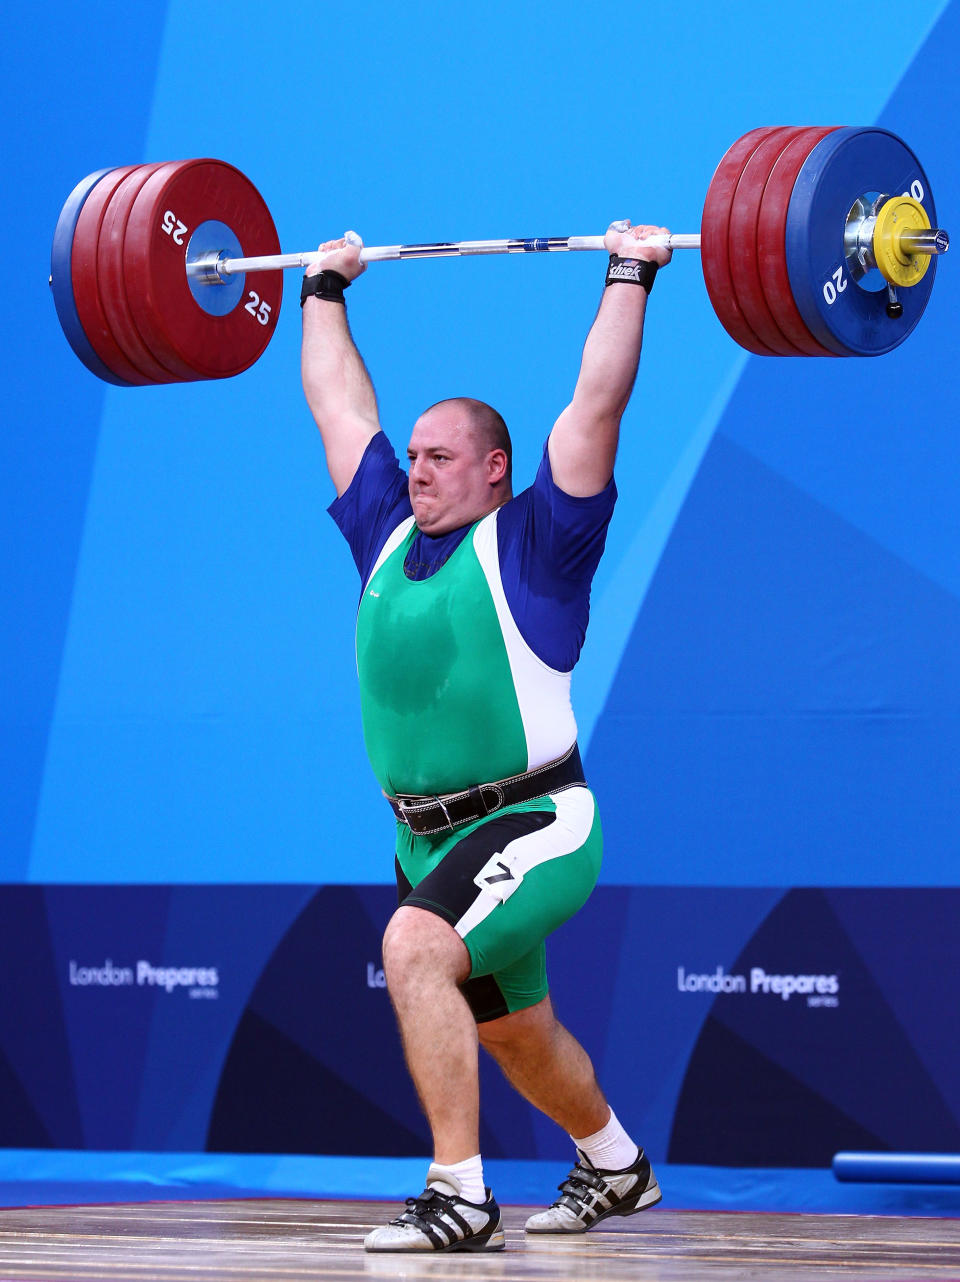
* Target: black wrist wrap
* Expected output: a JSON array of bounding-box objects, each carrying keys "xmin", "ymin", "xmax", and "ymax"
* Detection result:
[
  {"xmin": 300, "ymin": 269, "xmax": 351, "ymax": 307},
  {"xmin": 605, "ymin": 255, "xmax": 658, "ymax": 294}
]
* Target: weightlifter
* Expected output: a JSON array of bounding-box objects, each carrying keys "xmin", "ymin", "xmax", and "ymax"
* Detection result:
[{"xmin": 300, "ymin": 220, "xmax": 671, "ymax": 1253}]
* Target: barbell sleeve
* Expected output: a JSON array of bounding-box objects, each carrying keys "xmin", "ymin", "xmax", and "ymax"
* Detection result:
[{"xmin": 898, "ymin": 228, "xmax": 949, "ymax": 255}]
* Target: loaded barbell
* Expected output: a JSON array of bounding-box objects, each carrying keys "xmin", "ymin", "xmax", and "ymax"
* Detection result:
[{"xmin": 50, "ymin": 126, "xmax": 949, "ymax": 386}]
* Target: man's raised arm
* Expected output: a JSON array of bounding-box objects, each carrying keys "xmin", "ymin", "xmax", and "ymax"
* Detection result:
[
  {"xmin": 301, "ymin": 239, "xmax": 380, "ymax": 497},
  {"xmin": 548, "ymin": 223, "xmax": 672, "ymax": 498}
]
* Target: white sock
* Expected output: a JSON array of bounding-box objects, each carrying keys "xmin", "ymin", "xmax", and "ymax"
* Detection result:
[
  {"xmin": 428, "ymin": 1153, "xmax": 486, "ymax": 1204},
  {"xmin": 571, "ymin": 1108, "xmax": 639, "ymax": 1173}
]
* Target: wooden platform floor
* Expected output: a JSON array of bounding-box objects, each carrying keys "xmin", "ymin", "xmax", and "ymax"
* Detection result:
[{"xmin": 0, "ymin": 1197, "xmax": 958, "ymax": 1281}]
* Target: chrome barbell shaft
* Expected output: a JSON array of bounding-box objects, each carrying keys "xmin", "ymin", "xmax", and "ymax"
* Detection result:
[{"xmin": 213, "ymin": 232, "xmax": 703, "ymax": 278}]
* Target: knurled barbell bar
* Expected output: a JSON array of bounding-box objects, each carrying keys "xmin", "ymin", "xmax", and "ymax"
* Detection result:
[{"xmin": 50, "ymin": 126, "xmax": 949, "ymax": 386}]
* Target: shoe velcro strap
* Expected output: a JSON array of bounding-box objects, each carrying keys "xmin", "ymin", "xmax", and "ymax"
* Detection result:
[
  {"xmin": 555, "ymin": 1165, "xmax": 616, "ymax": 1220},
  {"xmin": 559, "ymin": 1164, "xmax": 605, "ymax": 1195},
  {"xmin": 559, "ymin": 1188, "xmax": 613, "ymax": 1218},
  {"xmin": 394, "ymin": 1207, "xmax": 447, "ymax": 1249},
  {"xmin": 397, "ymin": 1190, "xmax": 473, "ymax": 1246}
]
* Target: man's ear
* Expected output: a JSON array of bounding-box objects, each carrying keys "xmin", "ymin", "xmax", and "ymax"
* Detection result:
[{"xmin": 488, "ymin": 449, "xmax": 508, "ymax": 484}]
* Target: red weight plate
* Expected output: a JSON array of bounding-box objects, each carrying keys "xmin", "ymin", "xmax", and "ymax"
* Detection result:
[
  {"xmin": 97, "ymin": 164, "xmax": 185, "ymax": 383},
  {"xmin": 125, "ymin": 159, "xmax": 282, "ymax": 380},
  {"xmin": 701, "ymin": 127, "xmax": 787, "ymax": 357},
  {"xmin": 116, "ymin": 160, "xmax": 210, "ymax": 381},
  {"xmin": 757, "ymin": 127, "xmax": 840, "ymax": 357},
  {"xmin": 728, "ymin": 127, "xmax": 812, "ymax": 355},
  {"xmin": 119, "ymin": 158, "xmax": 232, "ymax": 380},
  {"xmin": 71, "ymin": 165, "xmax": 158, "ymax": 385}
]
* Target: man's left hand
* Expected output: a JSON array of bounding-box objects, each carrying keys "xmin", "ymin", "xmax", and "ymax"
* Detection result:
[{"xmin": 604, "ymin": 221, "xmax": 673, "ymax": 267}]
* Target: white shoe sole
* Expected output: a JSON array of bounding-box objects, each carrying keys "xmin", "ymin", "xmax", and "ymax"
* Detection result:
[{"xmin": 365, "ymin": 1226, "xmax": 506, "ymax": 1252}]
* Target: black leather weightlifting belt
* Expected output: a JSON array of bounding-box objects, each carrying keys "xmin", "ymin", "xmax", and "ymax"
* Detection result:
[{"xmin": 386, "ymin": 743, "xmax": 585, "ymax": 837}]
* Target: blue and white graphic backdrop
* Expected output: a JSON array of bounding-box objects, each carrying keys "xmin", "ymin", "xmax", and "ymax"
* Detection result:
[{"xmin": 2, "ymin": 0, "xmax": 958, "ymax": 1188}]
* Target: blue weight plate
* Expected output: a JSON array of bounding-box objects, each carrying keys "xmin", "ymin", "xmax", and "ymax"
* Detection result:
[
  {"xmin": 785, "ymin": 127, "xmax": 937, "ymax": 357},
  {"xmin": 50, "ymin": 168, "xmax": 134, "ymax": 386}
]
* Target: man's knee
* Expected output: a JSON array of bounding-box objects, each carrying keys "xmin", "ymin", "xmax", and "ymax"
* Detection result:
[
  {"xmin": 477, "ymin": 993, "xmax": 556, "ymax": 1051},
  {"xmin": 382, "ymin": 905, "xmax": 471, "ymax": 989}
]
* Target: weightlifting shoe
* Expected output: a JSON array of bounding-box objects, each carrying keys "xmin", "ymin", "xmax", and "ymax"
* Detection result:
[
  {"xmin": 364, "ymin": 1165, "xmax": 505, "ymax": 1252},
  {"xmin": 524, "ymin": 1147, "xmax": 661, "ymax": 1233}
]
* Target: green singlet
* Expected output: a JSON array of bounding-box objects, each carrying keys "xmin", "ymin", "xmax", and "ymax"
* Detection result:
[{"xmin": 356, "ymin": 511, "xmax": 602, "ymax": 1019}]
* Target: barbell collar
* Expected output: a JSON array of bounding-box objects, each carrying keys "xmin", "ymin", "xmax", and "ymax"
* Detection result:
[
  {"xmin": 186, "ymin": 249, "xmax": 233, "ymax": 284},
  {"xmin": 844, "ymin": 195, "xmax": 948, "ymax": 283}
]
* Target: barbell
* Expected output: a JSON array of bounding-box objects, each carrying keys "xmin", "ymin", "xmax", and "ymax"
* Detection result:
[{"xmin": 50, "ymin": 125, "xmax": 949, "ymax": 387}]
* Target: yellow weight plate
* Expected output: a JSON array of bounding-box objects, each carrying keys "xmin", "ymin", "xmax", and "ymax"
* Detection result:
[{"xmin": 873, "ymin": 195, "xmax": 931, "ymax": 287}]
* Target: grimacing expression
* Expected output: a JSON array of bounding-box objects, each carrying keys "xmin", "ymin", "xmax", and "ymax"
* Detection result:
[{"xmin": 406, "ymin": 407, "xmax": 506, "ymax": 535}]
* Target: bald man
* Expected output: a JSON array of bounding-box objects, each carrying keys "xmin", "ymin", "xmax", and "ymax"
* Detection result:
[{"xmin": 301, "ymin": 223, "xmax": 671, "ymax": 1252}]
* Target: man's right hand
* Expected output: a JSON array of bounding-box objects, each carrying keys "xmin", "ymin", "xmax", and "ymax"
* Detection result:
[{"xmin": 306, "ymin": 235, "xmax": 366, "ymax": 282}]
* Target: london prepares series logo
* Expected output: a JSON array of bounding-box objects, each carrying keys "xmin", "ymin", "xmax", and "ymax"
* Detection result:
[
  {"xmin": 68, "ymin": 960, "xmax": 220, "ymax": 999},
  {"xmin": 364, "ymin": 960, "xmax": 840, "ymax": 1007},
  {"xmin": 676, "ymin": 965, "xmax": 840, "ymax": 1007}
]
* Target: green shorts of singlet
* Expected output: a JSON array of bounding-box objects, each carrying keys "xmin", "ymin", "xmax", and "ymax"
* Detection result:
[{"xmin": 394, "ymin": 786, "xmax": 602, "ymax": 1023}]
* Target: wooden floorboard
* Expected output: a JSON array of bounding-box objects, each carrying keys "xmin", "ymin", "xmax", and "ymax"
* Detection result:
[{"xmin": 0, "ymin": 1198, "xmax": 958, "ymax": 1280}]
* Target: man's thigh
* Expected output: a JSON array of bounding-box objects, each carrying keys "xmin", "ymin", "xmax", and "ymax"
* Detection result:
[{"xmin": 395, "ymin": 788, "xmax": 602, "ymax": 1020}]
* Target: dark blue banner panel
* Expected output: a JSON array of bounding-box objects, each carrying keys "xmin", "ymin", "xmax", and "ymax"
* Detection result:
[{"xmin": 2, "ymin": 885, "xmax": 957, "ymax": 1166}]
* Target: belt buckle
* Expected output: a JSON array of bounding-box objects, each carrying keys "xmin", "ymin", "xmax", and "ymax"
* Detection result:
[
  {"xmin": 432, "ymin": 794, "xmax": 455, "ymax": 832},
  {"xmin": 395, "ymin": 796, "xmax": 418, "ymax": 828},
  {"xmin": 395, "ymin": 794, "xmax": 454, "ymax": 835}
]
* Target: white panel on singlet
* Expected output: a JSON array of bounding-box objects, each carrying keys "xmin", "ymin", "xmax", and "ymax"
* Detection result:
[{"xmin": 472, "ymin": 512, "xmax": 577, "ymax": 772}]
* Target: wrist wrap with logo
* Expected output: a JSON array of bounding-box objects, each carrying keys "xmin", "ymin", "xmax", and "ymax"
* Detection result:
[{"xmin": 605, "ymin": 255, "xmax": 658, "ymax": 294}]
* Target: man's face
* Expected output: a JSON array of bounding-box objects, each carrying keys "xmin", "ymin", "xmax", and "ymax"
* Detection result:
[{"xmin": 406, "ymin": 406, "xmax": 501, "ymax": 536}]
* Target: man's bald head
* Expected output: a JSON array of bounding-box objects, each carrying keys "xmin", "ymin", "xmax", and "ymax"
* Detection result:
[{"xmin": 420, "ymin": 397, "xmax": 512, "ymax": 484}]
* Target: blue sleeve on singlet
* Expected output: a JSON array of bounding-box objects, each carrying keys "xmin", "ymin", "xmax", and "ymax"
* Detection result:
[
  {"xmin": 328, "ymin": 433, "xmax": 412, "ymax": 584},
  {"xmin": 496, "ymin": 442, "xmax": 617, "ymax": 672}
]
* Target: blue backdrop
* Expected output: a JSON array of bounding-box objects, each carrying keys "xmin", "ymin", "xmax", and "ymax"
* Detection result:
[{"xmin": 2, "ymin": 0, "xmax": 958, "ymax": 1205}]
